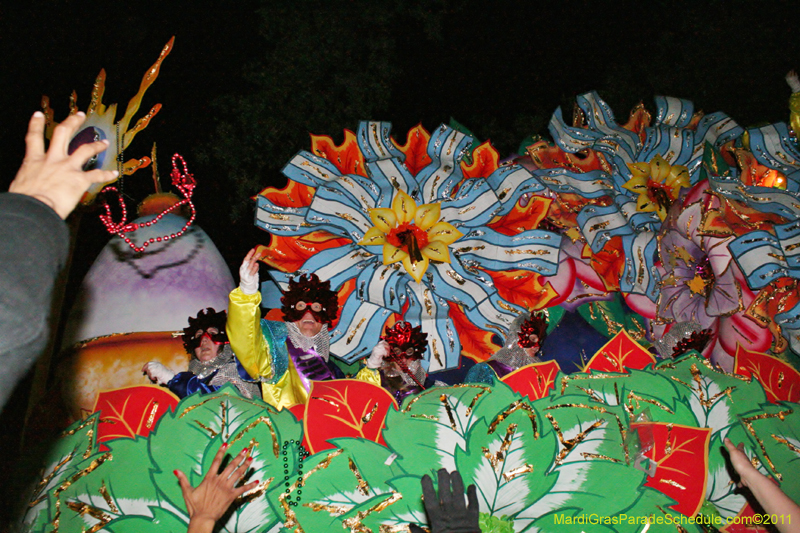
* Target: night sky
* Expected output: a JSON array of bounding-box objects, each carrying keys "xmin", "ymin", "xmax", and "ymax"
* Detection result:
[
  {"xmin": 4, "ymin": 3, "xmax": 800, "ymax": 227},
  {"xmin": 2, "ymin": 0, "xmax": 800, "ymax": 518}
]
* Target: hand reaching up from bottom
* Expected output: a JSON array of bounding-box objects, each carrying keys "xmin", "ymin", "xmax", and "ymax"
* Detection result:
[
  {"xmin": 177, "ymin": 444, "xmax": 259, "ymax": 533},
  {"xmin": 410, "ymin": 469, "xmax": 480, "ymax": 533}
]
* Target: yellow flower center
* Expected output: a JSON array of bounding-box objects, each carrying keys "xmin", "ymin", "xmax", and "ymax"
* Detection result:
[
  {"xmin": 624, "ymin": 154, "xmax": 690, "ymax": 220},
  {"xmin": 358, "ymin": 190, "xmax": 463, "ymax": 283}
]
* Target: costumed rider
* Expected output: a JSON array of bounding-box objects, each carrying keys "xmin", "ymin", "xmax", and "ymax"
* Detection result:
[
  {"xmin": 365, "ymin": 321, "xmax": 439, "ymax": 404},
  {"xmin": 465, "ymin": 310, "xmax": 548, "ymax": 384},
  {"xmin": 227, "ymin": 249, "xmax": 380, "ymax": 409},
  {"xmin": 142, "ymin": 308, "xmax": 260, "ymax": 399}
]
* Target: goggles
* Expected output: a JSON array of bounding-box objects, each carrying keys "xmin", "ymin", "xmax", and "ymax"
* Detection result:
[{"xmin": 294, "ymin": 301, "xmax": 324, "ymax": 313}]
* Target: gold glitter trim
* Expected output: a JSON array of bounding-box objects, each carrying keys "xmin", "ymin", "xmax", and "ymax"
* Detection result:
[
  {"xmin": 362, "ymin": 402, "xmax": 379, "ymax": 424},
  {"xmin": 441, "ymin": 394, "xmax": 458, "ymax": 430},
  {"xmin": 488, "ymin": 401, "xmax": 539, "ymax": 439},
  {"xmin": 283, "ymin": 449, "xmax": 345, "ymax": 529},
  {"xmin": 482, "ymin": 423, "xmax": 517, "ymax": 472},
  {"xmin": 503, "ymin": 463, "xmax": 534, "ymax": 482},
  {"xmin": 740, "ymin": 408, "xmax": 794, "ymax": 481},
  {"xmin": 145, "ymin": 401, "xmax": 159, "ymax": 430},
  {"xmin": 230, "ymin": 416, "xmax": 280, "ymax": 458},
  {"xmin": 65, "ymin": 501, "xmax": 111, "ymax": 533},
  {"xmin": 99, "ymin": 481, "xmax": 119, "ymax": 514},
  {"xmin": 347, "ymin": 318, "xmax": 368, "ymax": 344},
  {"xmin": 410, "ymin": 414, "xmax": 439, "ymax": 420},
  {"xmin": 581, "ymin": 453, "xmax": 620, "ymax": 463},
  {"xmin": 349, "ymin": 458, "xmax": 370, "ymax": 496},
  {"xmin": 341, "ymin": 491, "xmax": 403, "ymax": 531},
  {"xmin": 658, "ymin": 479, "xmax": 687, "ymax": 490},
  {"xmin": 194, "ymin": 420, "xmax": 218, "ymax": 438}
]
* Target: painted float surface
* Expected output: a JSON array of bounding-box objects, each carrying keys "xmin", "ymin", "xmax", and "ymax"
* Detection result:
[{"xmin": 23, "ymin": 88, "xmax": 800, "ymax": 531}]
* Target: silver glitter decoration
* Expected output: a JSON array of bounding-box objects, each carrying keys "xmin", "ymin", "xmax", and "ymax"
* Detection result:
[
  {"xmin": 484, "ymin": 311, "xmax": 542, "ymax": 369},
  {"xmin": 188, "ymin": 345, "xmax": 260, "ymax": 399},
  {"xmin": 654, "ymin": 321, "xmax": 702, "ymax": 359},
  {"xmin": 286, "ymin": 322, "xmax": 331, "ymax": 362}
]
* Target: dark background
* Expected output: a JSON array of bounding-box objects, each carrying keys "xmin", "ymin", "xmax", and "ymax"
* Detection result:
[{"xmin": 2, "ymin": 0, "xmax": 800, "ymax": 524}]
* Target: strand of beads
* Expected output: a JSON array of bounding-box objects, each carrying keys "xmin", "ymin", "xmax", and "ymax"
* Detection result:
[
  {"xmin": 98, "ymin": 153, "xmax": 197, "ymax": 253},
  {"xmin": 282, "ymin": 439, "xmax": 310, "ymax": 507}
]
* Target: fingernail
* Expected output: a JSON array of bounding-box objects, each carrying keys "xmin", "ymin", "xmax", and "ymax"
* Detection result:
[
  {"xmin": 111, "ymin": 170, "xmax": 120, "ymax": 177},
  {"xmin": 221, "ymin": 442, "xmax": 228, "ymax": 450},
  {"xmin": 246, "ymin": 457, "xmax": 253, "ymax": 463},
  {"xmin": 100, "ymin": 139, "xmax": 110, "ymax": 145},
  {"xmin": 173, "ymin": 470, "xmax": 179, "ymax": 477},
  {"xmin": 76, "ymin": 111, "xmax": 86, "ymax": 117},
  {"xmin": 33, "ymin": 111, "xmax": 44, "ymax": 118}
]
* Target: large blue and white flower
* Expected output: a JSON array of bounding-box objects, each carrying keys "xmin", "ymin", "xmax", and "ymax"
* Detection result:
[
  {"xmin": 256, "ymin": 122, "xmax": 561, "ymax": 372},
  {"xmin": 538, "ymin": 91, "xmax": 743, "ymax": 299}
]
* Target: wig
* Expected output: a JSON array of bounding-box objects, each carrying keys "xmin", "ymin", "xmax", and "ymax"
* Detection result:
[
  {"xmin": 280, "ymin": 274, "xmax": 339, "ymax": 325},
  {"xmin": 517, "ymin": 312, "xmax": 548, "ymax": 349},
  {"xmin": 382, "ymin": 321, "xmax": 428, "ymax": 362},
  {"xmin": 182, "ymin": 308, "xmax": 228, "ymax": 353}
]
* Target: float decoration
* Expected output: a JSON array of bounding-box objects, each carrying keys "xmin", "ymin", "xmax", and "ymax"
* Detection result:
[
  {"xmin": 98, "ymin": 153, "xmax": 198, "ymax": 253},
  {"xmin": 42, "ymin": 37, "xmax": 174, "ymax": 204},
  {"xmin": 21, "ymin": 333, "xmax": 800, "ymax": 532},
  {"xmin": 256, "ymin": 121, "xmax": 562, "ymax": 372}
]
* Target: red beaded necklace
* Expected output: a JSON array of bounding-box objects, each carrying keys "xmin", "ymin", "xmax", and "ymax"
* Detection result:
[{"xmin": 98, "ymin": 153, "xmax": 197, "ymax": 253}]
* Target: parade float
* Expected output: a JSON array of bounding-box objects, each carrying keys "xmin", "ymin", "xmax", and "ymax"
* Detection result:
[{"xmin": 18, "ymin": 49, "xmax": 800, "ymax": 532}]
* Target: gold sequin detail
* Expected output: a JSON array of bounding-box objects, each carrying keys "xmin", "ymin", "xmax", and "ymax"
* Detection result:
[
  {"xmin": 349, "ymin": 458, "xmax": 370, "ymax": 496},
  {"xmin": 230, "ymin": 416, "xmax": 280, "ymax": 458}
]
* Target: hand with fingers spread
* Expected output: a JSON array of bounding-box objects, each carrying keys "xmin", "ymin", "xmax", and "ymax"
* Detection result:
[
  {"xmin": 410, "ymin": 469, "xmax": 480, "ymax": 533},
  {"xmin": 9, "ymin": 111, "xmax": 118, "ymax": 219},
  {"xmin": 177, "ymin": 444, "xmax": 259, "ymax": 533},
  {"xmin": 238, "ymin": 248, "xmax": 261, "ymax": 295}
]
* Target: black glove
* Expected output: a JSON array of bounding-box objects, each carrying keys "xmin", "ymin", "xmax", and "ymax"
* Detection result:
[{"xmin": 409, "ymin": 469, "xmax": 480, "ymax": 533}]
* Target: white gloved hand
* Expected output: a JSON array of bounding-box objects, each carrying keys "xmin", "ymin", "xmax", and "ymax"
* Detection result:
[
  {"xmin": 239, "ymin": 248, "xmax": 260, "ymax": 295},
  {"xmin": 142, "ymin": 361, "xmax": 176, "ymax": 385},
  {"xmin": 788, "ymin": 70, "xmax": 800, "ymax": 93},
  {"xmin": 366, "ymin": 340, "xmax": 389, "ymax": 369}
]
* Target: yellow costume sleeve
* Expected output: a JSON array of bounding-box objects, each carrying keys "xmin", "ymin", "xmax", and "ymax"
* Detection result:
[
  {"xmin": 354, "ymin": 366, "xmax": 381, "ymax": 386},
  {"xmin": 790, "ymin": 92, "xmax": 800, "ymax": 140},
  {"xmin": 227, "ymin": 288, "xmax": 273, "ymax": 380}
]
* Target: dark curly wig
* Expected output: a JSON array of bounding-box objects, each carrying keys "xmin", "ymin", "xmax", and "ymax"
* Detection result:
[
  {"xmin": 182, "ymin": 308, "xmax": 228, "ymax": 353},
  {"xmin": 382, "ymin": 321, "xmax": 428, "ymax": 361},
  {"xmin": 517, "ymin": 312, "xmax": 548, "ymax": 349},
  {"xmin": 280, "ymin": 274, "xmax": 339, "ymax": 325}
]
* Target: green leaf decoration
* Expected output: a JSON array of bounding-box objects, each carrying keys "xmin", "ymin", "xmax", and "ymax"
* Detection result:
[
  {"xmin": 382, "ymin": 383, "xmax": 517, "ymax": 473},
  {"xmin": 103, "ymin": 507, "xmax": 189, "ymax": 533},
  {"xmin": 21, "ymin": 415, "xmax": 103, "ymax": 532},
  {"xmin": 57, "ymin": 437, "xmax": 161, "ymax": 532},
  {"xmin": 290, "ymin": 438, "xmax": 407, "ymax": 531},
  {"xmin": 19, "ymin": 363, "xmax": 800, "ymax": 533},
  {"xmin": 455, "ymin": 409, "xmax": 552, "ymax": 519},
  {"xmin": 479, "ymin": 513, "xmax": 515, "ymax": 533},
  {"xmin": 657, "ymin": 356, "xmax": 765, "ymax": 439},
  {"xmin": 739, "ymin": 402, "xmax": 800, "ymax": 503},
  {"xmin": 615, "ymin": 487, "xmax": 704, "ymax": 533}
]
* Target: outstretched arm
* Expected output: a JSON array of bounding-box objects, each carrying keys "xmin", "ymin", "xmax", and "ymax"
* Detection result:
[
  {"xmin": 177, "ymin": 444, "xmax": 259, "ymax": 533},
  {"xmin": 9, "ymin": 111, "xmax": 117, "ymax": 219},
  {"xmin": 724, "ymin": 438, "xmax": 800, "ymax": 533},
  {"xmin": 227, "ymin": 248, "xmax": 273, "ymax": 380}
]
